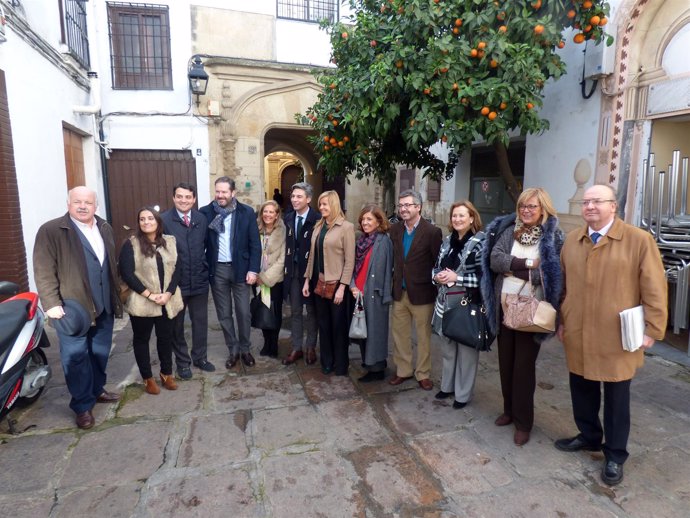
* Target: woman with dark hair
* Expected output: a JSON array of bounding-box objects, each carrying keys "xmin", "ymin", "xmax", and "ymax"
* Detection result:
[
  {"xmin": 256, "ymin": 200, "xmax": 286, "ymax": 358},
  {"xmin": 349, "ymin": 204, "xmax": 393, "ymax": 382},
  {"xmin": 119, "ymin": 207, "xmax": 183, "ymax": 395},
  {"xmin": 432, "ymin": 201, "xmax": 485, "ymax": 408},
  {"xmin": 303, "ymin": 191, "xmax": 355, "ymax": 376},
  {"xmin": 480, "ymin": 188, "xmax": 564, "ymax": 446}
]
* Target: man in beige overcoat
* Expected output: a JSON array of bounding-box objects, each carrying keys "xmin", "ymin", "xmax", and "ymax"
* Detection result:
[{"xmin": 556, "ymin": 184, "xmax": 667, "ymax": 486}]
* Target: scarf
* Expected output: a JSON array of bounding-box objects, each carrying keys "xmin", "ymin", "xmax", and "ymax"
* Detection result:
[
  {"xmin": 440, "ymin": 230, "xmax": 472, "ymax": 271},
  {"xmin": 513, "ymin": 218, "xmax": 543, "ymax": 245},
  {"xmin": 208, "ymin": 198, "xmax": 238, "ymax": 234},
  {"xmin": 354, "ymin": 232, "xmax": 378, "ymax": 277}
]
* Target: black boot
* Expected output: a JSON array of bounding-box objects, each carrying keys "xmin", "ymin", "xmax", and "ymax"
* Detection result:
[{"xmin": 358, "ymin": 371, "xmax": 385, "ymax": 383}]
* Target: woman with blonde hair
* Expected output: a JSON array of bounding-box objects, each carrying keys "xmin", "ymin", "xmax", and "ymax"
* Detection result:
[
  {"xmin": 303, "ymin": 191, "xmax": 356, "ymax": 375},
  {"xmin": 256, "ymin": 200, "xmax": 286, "ymax": 358},
  {"xmin": 480, "ymin": 188, "xmax": 564, "ymax": 446}
]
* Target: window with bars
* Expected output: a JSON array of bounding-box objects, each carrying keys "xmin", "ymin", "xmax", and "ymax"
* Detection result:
[
  {"xmin": 107, "ymin": 2, "xmax": 172, "ymax": 89},
  {"xmin": 60, "ymin": 0, "xmax": 90, "ymax": 69},
  {"xmin": 277, "ymin": 0, "xmax": 338, "ymax": 24}
]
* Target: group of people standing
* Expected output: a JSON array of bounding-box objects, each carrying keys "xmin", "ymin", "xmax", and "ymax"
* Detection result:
[{"xmin": 33, "ymin": 180, "xmax": 666, "ymax": 487}]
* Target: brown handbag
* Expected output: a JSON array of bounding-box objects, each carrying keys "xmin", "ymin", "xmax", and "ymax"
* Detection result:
[{"xmin": 314, "ymin": 278, "xmax": 338, "ymax": 299}]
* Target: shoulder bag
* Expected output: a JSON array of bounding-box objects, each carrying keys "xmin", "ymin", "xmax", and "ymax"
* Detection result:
[
  {"xmin": 348, "ymin": 292, "xmax": 367, "ymax": 339},
  {"xmin": 502, "ymin": 269, "xmax": 556, "ymax": 333},
  {"xmin": 442, "ymin": 296, "xmax": 495, "ymax": 352},
  {"xmin": 250, "ymin": 290, "xmax": 279, "ymax": 330}
]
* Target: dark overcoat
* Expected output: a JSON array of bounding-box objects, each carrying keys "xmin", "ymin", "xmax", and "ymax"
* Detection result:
[
  {"xmin": 284, "ymin": 208, "xmax": 319, "ymax": 303},
  {"xmin": 161, "ymin": 208, "xmax": 209, "ymax": 296}
]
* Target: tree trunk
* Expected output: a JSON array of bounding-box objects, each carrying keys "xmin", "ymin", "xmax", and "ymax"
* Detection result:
[{"xmin": 493, "ymin": 141, "xmax": 521, "ymax": 203}]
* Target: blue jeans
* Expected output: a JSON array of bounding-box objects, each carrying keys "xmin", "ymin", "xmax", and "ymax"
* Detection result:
[{"xmin": 57, "ymin": 311, "xmax": 114, "ymax": 414}]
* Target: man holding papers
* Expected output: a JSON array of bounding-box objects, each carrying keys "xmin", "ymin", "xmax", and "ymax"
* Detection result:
[{"xmin": 556, "ymin": 184, "xmax": 667, "ymax": 486}]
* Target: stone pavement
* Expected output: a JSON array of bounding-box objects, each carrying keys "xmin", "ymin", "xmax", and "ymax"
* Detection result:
[{"xmin": 1, "ymin": 302, "xmax": 689, "ymax": 518}]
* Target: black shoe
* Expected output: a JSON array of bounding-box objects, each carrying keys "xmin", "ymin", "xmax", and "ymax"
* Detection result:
[
  {"xmin": 554, "ymin": 435, "xmax": 601, "ymax": 452},
  {"xmin": 321, "ymin": 366, "xmax": 333, "ymax": 375},
  {"xmin": 241, "ymin": 352, "xmax": 256, "ymax": 367},
  {"xmin": 177, "ymin": 367, "xmax": 193, "ymax": 380},
  {"xmin": 259, "ymin": 346, "xmax": 271, "ymax": 357},
  {"xmin": 452, "ymin": 400, "xmax": 467, "ymax": 409},
  {"xmin": 358, "ymin": 371, "xmax": 385, "ymax": 383},
  {"xmin": 435, "ymin": 390, "xmax": 453, "ymax": 400},
  {"xmin": 601, "ymin": 460, "xmax": 624, "ymax": 486},
  {"xmin": 194, "ymin": 360, "xmax": 216, "ymax": 372},
  {"xmin": 225, "ymin": 354, "xmax": 239, "ymax": 369}
]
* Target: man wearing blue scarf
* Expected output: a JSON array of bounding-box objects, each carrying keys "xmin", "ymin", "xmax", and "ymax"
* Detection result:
[{"xmin": 200, "ymin": 177, "xmax": 261, "ymax": 369}]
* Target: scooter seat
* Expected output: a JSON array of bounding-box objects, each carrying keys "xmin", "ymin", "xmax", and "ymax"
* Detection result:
[{"xmin": 0, "ymin": 300, "xmax": 30, "ymax": 357}]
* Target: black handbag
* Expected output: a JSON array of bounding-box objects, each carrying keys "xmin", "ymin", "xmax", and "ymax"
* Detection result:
[
  {"xmin": 250, "ymin": 293, "xmax": 279, "ymax": 331},
  {"xmin": 441, "ymin": 297, "xmax": 495, "ymax": 352}
]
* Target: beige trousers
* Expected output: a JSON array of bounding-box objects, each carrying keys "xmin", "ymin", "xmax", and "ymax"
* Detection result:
[{"xmin": 391, "ymin": 292, "xmax": 434, "ymax": 380}]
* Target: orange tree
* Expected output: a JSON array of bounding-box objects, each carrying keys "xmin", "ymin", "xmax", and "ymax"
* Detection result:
[{"xmin": 300, "ymin": 0, "xmax": 612, "ymax": 201}]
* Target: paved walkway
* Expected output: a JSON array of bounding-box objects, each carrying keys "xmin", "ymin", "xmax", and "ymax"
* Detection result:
[{"xmin": 1, "ymin": 302, "xmax": 689, "ymax": 517}]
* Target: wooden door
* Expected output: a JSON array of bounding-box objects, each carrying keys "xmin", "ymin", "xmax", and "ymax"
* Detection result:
[{"xmin": 63, "ymin": 126, "xmax": 85, "ymax": 190}]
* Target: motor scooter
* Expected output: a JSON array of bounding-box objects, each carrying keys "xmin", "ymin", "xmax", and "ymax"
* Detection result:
[{"xmin": 0, "ymin": 281, "xmax": 52, "ymax": 434}]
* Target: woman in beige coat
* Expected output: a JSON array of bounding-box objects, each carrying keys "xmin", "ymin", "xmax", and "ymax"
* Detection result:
[
  {"xmin": 256, "ymin": 200, "xmax": 286, "ymax": 358},
  {"xmin": 119, "ymin": 207, "xmax": 183, "ymax": 394},
  {"xmin": 303, "ymin": 191, "xmax": 355, "ymax": 375}
]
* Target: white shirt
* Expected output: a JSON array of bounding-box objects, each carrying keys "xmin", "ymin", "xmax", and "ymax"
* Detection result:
[
  {"xmin": 588, "ymin": 218, "xmax": 615, "ymax": 240},
  {"xmin": 217, "ymin": 212, "xmax": 233, "ymax": 262},
  {"xmin": 71, "ymin": 217, "xmax": 105, "ymax": 265},
  {"xmin": 295, "ymin": 207, "xmax": 310, "ymax": 235}
]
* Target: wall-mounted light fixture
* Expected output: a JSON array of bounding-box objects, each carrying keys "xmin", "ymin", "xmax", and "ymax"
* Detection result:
[{"xmin": 187, "ymin": 56, "xmax": 208, "ymax": 106}]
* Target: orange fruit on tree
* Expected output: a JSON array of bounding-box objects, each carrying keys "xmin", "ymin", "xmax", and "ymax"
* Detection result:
[
  {"xmin": 440, "ymin": 67, "xmax": 448, "ymax": 73},
  {"xmin": 395, "ymin": 60, "xmax": 404, "ymax": 68},
  {"xmin": 454, "ymin": 18, "xmax": 463, "ymax": 27},
  {"xmin": 341, "ymin": 32, "xmax": 348, "ymax": 39},
  {"xmin": 324, "ymin": 136, "xmax": 330, "ymax": 142},
  {"xmin": 589, "ymin": 15, "xmax": 601, "ymax": 25},
  {"xmin": 496, "ymin": 11, "xmax": 506, "ymax": 21},
  {"xmin": 490, "ymin": 59, "xmax": 499, "ymax": 68},
  {"xmin": 461, "ymin": 97, "xmax": 468, "ymax": 105},
  {"xmin": 470, "ymin": 48, "xmax": 478, "ymax": 57},
  {"xmin": 498, "ymin": 25, "xmax": 507, "ymax": 33},
  {"xmin": 338, "ymin": 141, "xmax": 345, "ymax": 148},
  {"xmin": 499, "ymin": 102, "xmax": 507, "ymax": 110},
  {"xmin": 480, "ymin": 106, "xmax": 490, "ymax": 116},
  {"xmin": 582, "ymin": 0, "xmax": 593, "ymax": 8},
  {"xmin": 526, "ymin": 102, "xmax": 534, "ymax": 110},
  {"xmin": 423, "ymin": 87, "xmax": 431, "ymax": 95},
  {"xmin": 478, "ymin": 41, "xmax": 487, "ymax": 49},
  {"xmin": 324, "ymin": 145, "xmax": 330, "ymax": 151},
  {"xmin": 329, "ymin": 137, "xmax": 337, "ymax": 146},
  {"xmin": 332, "ymin": 120, "xmax": 339, "ymax": 126},
  {"xmin": 534, "ymin": 24, "xmax": 544, "ymax": 35},
  {"xmin": 573, "ymin": 33, "xmax": 586, "ymax": 44},
  {"xmin": 452, "ymin": 82, "xmax": 459, "ymax": 90},
  {"xmin": 452, "ymin": 27, "xmax": 460, "ymax": 35},
  {"xmin": 566, "ymin": 10, "xmax": 576, "ymax": 19},
  {"xmin": 488, "ymin": 111, "xmax": 498, "ymax": 120},
  {"xmin": 477, "ymin": 50, "xmax": 486, "ymax": 59},
  {"xmin": 584, "ymin": 24, "xmax": 592, "ymax": 32},
  {"xmin": 343, "ymin": 136, "xmax": 350, "ymax": 142},
  {"xmin": 329, "ymin": 82, "xmax": 336, "ymax": 89},
  {"xmin": 531, "ymin": 0, "xmax": 542, "ymax": 9},
  {"xmin": 557, "ymin": 40, "xmax": 565, "ymax": 49},
  {"xmin": 599, "ymin": 17, "xmax": 608, "ymax": 26}
]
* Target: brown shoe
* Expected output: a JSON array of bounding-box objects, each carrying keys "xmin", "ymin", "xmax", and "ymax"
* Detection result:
[
  {"xmin": 388, "ymin": 375, "xmax": 413, "ymax": 386},
  {"xmin": 418, "ymin": 379, "xmax": 434, "ymax": 391},
  {"xmin": 305, "ymin": 348, "xmax": 317, "ymax": 365},
  {"xmin": 75, "ymin": 410, "xmax": 95, "ymax": 430},
  {"xmin": 494, "ymin": 414, "xmax": 513, "ymax": 426},
  {"xmin": 514, "ymin": 430, "xmax": 530, "ymax": 446},
  {"xmin": 96, "ymin": 390, "xmax": 121, "ymax": 403},
  {"xmin": 159, "ymin": 373, "xmax": 178, "ymax": 391},
  {"xmin": 282, "ymin": 350, "xmax": 304, "ymax": 365},
  {"xmin": 143, "ymin": 377, "xmax": 160, "ymax": 395}
]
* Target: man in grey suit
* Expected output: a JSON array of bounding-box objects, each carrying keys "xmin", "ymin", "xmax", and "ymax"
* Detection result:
[{"xmin": 33, "ymin": 186, "xmax": 123, "ymax": 429}]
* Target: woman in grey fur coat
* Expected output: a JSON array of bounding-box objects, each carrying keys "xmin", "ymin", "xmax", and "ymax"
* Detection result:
[{"xmin": 480, "ymin": 188, "xmax": 564, "ymax": 447}]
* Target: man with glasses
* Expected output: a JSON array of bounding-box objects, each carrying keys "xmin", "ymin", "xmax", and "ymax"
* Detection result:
[
  {"xmin": 556, "ymin": 184, "xmax": 667, "ymax": 486},
  {"xmin": 389, "ymin": 189, "xmax": 443, "ymax": 390}
]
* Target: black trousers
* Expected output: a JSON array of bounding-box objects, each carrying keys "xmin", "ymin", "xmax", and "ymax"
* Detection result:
[
  {"xmin": 497, "ymin": 324, "xmax": 541, "ymax": 432},
  {"xmin": 130, "ymin": 314, "xmax": 174, "ymax": 379},
  {"xmin": 569, "ymin": 372, "xmax": 631, "ymax": 464},
  {"xmin": 171, "ymin": 291, "xmax": 209, "ymax": 368},
  {"xmin": 314, "ymin": 291, "xmax": 352, "ymax": 375},
  {"xmin": 261, "ymin": 282, "xmax": 284, "ymax": 356}
]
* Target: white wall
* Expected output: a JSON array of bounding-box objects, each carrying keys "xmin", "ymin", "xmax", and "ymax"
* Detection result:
[{"xmin": 0, "ymin": 6, "xmax": 102, "ymax": 290}]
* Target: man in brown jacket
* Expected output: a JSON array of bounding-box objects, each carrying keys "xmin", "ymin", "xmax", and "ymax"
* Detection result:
[
  {"xmin": 389, "ymin": 189, "xmax": 442, "ymax": 390},
  {"xmin": 33, "ymin": 187, "xmax": 123, "ymax": 430},
  {"xmin": 556, "ymin": 184, "xmax": 667, "ymax": 486}
]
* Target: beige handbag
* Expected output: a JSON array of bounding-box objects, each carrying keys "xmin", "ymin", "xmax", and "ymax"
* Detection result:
[{"xmin": 502, "ymin": 270, "xmax": 556, "ymax": 333}]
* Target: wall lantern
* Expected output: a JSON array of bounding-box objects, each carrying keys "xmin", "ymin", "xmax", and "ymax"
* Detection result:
[{"xmin": 187, "ymin": 56, "xmax": 208, "ymax": 105}]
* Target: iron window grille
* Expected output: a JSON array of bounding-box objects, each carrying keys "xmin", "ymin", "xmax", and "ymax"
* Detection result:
[
  {"xmin": 277, "ymin": 0, "xmax": 338, "ymax": 24},
  {"xmin": 107, "ymin": 2, "xmax": 172, "ymax": 89},
  {"xmin": 60, "ymin": 0, "xmax": 90, "ymax": 69}
]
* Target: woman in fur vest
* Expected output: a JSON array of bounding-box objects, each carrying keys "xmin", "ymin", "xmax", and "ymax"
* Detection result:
[
  {"xmin": 480, "ymin": 188, "xmax": 564, "ymax": 446},
  {"xmin": 256, "ymin": 200, "xmax": 286, "ymax": 358},
  {"xmin": 119, "ymin": 207, "xmax": 183, "ymax": 395}
]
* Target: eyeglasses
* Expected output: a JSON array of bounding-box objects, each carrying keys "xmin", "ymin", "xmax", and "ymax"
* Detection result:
[
  {"xmin": 397, "ymin": 203, "xmax": 419, "ymax": 209},
  {"xmin": 579, "ymin": 199, "xmax": 615, "ymax": 207},
  {"xmin": 518, "ymin": 204, "xmax": 540, "ymax": 212}
]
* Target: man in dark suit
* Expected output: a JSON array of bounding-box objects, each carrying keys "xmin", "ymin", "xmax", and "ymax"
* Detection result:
[
  {"xmin": 200, "ymin": 177, "xmax": 261, "ymax": 369},
  {"xmin": 161, "ymin": 182, "xmax": 214, "ymax": 379},
  {"xmin": 33, "ymin": 186, "xmax": 123, "ymax": 429},
  {"xmin": 282, "ymin": 182, "xmax": 319, "ymax": 365},
  {"xmin": 389, "ymin": 189, "xmax": 442, "ymax": 390}
]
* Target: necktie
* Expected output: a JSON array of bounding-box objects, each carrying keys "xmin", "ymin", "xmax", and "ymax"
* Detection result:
[
  {"xmin": 591, "ymin": 232, "xmax": 601, "ymax": 244},
  {"xmin": 296, "ymin": 215, "xmax": 304, "ymax": 238},
  {"xmin": 183, "ymin": 214, "xmax": 190, "ymax": 227}
]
